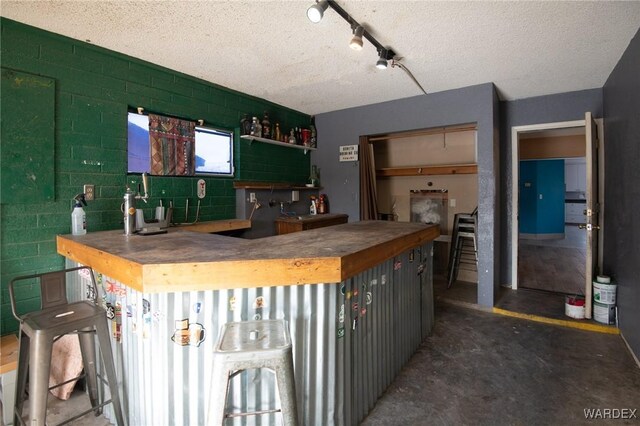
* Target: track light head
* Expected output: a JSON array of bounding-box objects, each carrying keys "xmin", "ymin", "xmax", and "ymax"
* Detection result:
[
  {"xmin": 350, "ymin": 25, "xmax": 364, "ymax": 50},
  {"xmin": 307, "ymin": 0, "xmax": 329, "ymax": 23},
  {"xmin": 376, "ymin": 49, "xmax": 389, "ymax": 69}
]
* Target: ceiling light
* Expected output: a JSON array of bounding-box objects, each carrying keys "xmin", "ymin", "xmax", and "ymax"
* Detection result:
[
  {"xmin": 350, "ymin": 26, "xmax": 364, "ymax": 50},
  {"xmin": 307, "ymin": 0, "xmax": 329, "ymax": 23},
  {"xmin": 376, "ymin": 49, "xmax": 388, "ymax": 69}
]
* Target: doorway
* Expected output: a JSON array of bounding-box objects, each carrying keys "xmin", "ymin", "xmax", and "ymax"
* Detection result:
[{"xmin": 511, "ymin": 115, "xmax": 604, "ymax": 318}]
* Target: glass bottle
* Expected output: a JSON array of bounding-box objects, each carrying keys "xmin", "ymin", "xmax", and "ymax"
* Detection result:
[
  {"xmin": 250, "ymin": 117, "xmax": 261, "ymax": 137},
  {"xmin": 274, "ymin": 123, "xmax": 282, "ymax": 142},
  {"xmin": 261, "ymin": 112, "xmax": 271, "ymax": 139},
  {"xmin": 310, "ymin": 115, "xmax": 317, "ymax": 148},
  {"xmin": 309, "ymin": 165, "xmax": 319, "ymax": 187},
  {"xmin": 240, "ymin": 114, "xmax": 250, "ymax": 135},
  {"xmin": 288, "ymin": 129, "xmax": 297, "ymax": 144}
]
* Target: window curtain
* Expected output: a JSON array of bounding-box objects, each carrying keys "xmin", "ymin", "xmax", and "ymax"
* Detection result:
[
  {"xmin": 359, "ymin": 135, "xmax": 379, "ymax": 220},
  {"xmin": 149, "ymin": 114, "xmax": 196, "ymax": 176}
]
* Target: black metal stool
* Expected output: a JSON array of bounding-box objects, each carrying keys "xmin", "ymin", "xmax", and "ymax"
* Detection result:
[{"xmin": 9, "ymin": 266, "xmax": 125, "ymax": 426}]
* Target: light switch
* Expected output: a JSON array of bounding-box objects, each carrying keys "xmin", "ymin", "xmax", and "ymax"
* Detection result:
[
  {"xmin": 449, "ymin": 198, "xmax": 456, "ymax": 208},
  {"xmin": 292, "ymin": 190, "xmax": 299, "ymax": 202}
]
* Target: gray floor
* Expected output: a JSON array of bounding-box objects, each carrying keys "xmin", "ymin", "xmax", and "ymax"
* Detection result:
[
  {"xmin": 362, "ymin": 302, "xmax": 640, "ymax": 425},
  {"xmin": 16, "ymin": 299, "xmax": 639, "ymax": 426}
]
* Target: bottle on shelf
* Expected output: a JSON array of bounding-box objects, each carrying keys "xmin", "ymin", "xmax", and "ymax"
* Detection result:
[
  {"xmin": 261, "ymin": 112, "xmax": 271, "ymax": 139},
  {"xmin": 288, "ymin": 129, "xmax": 297, "ymax": 145},
  {"xmin": 309, "ymin": 196, "xmax": 317, "ymax": 215},
  {"xmin": 310, "ymin": 116, "xmax": 317, "ymax": 148},
  {"xmin": 250, "ymin": 117, "xmax": 261, "ymax": 137},
  {"xmin": 274, "ymin": 123, "xmax": 282, "ymax": 142},
  {"xmin": 317, "ymin": 194, "xmax": 326, "ymax": 214},
  {"xmin": 240, "ymin": 114, "xmax": 251, "ymax": 135},
  {"xmin": 309, "ymin": 165, "xmax": 319, "ymax": 187}
]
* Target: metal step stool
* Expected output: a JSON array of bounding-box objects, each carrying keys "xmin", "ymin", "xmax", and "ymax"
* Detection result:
[
  {"xmin": 207, "ymin": 319, "xmax": 298, "ymax": 426},
  {"xmin": 448, "ymin": 211, "xmax": 478, "ymax": 288},
  {"xmin": 9, "ymin": 266, "xmax": 124, "ymax": 426}
]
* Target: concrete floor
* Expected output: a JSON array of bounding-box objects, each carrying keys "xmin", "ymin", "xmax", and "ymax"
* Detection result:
[
  {"xmin": 14, "ymin": 299, "xmax": 639, "ymax": 425},
  {"xmin": 363, "ymin": 302, "xmax": 640, "ymax": 425}
]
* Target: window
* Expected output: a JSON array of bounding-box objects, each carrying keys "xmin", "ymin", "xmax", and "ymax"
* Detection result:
[{"xmin": 127, "ymin": 112, "xmax": 234, "ymax": 176}]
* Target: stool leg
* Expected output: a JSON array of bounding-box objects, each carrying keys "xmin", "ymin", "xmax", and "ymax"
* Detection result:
[
  {"xmin": 77, "ymin": 327, "xmax": 100, "ymax": 414},
  {"xmin": 28, "ymin": 333, "xmax": 53, "ymax": 426},
  {"xmin": 14, "ymin": 331, "xmax": 30, "ymax": 424},
  {"xmin": 275, "ymin": 356, "xmax": 298, "ymax": 426},
  {"xmin": 207, "ymin": 361, "xmax": 230, "ymax": 426},
  {"xmin": 95, "ymin": 319, "xmax": 125, "ymax": 426}
]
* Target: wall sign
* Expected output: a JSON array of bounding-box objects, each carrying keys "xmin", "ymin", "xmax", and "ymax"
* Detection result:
[{"xmin": 339, "ymin": 145, "xmax": 359, "ymax": 162}]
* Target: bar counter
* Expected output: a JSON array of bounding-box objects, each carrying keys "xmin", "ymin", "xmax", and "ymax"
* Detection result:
[{"xmin": 56, "ymin": 220, "xmax": 439, "ymax": 425}]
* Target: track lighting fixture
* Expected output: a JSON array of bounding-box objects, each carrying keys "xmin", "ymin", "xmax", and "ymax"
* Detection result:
[
  {"xmin": 307, "ymin": 0, "xmax": 329, "ymax": 23},
  {"xmin": 349, "ymin": 25, "xmax": 364, "ymax": 51},
  {"xmin": 306, "ymin": 0, "xmax": 428, "ymax": 94},
  {"xmin": 376, "ymin": 49, "xmax": 388, "ymax": 69}
]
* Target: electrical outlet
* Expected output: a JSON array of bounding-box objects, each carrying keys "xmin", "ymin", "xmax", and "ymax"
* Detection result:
[
  {"xmin": 84, "ymin": 184, "xmax": 95, "ymax": 201},
  {"xmin": 249, "ymin": 193, "xmax": 257, "ymax": 203}
]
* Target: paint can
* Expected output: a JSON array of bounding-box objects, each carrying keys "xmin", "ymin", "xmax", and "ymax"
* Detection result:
[
  {"xmin": 593, "ymin": 301, "xmax": 616, "ymax": 325},
  {"xmin": 593, "ymin": 275, "xmax": 616, "ymax": 305},
  {"xmin": 565, "ymin": 296, "xmax": 585, "ymax": 319}
]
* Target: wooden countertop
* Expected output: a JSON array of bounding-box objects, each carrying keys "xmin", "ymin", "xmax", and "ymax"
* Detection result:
[
  {"xmin": 57, "ymin": 221, "xmax": 439, "ymax": 294},
  {"xmin": 274, "ymin": 213, "xmax": 348, "ymax": 223}
]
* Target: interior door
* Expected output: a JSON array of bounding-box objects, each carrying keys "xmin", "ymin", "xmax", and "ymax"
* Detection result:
[{"xmin": 583, "ymin": 112, "xmax": 599, "ymax": 319}]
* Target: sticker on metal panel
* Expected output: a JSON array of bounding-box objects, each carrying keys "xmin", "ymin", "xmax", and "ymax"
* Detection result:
[
  {"xmin": 193, "ymin": 302, "xmax": 202, "ymax": 313},
  {"xmin": 253, "ymin": 296, "xmax": 265, "ymax": 309},
  {"xmin": 337, "ymin": 327, "xmax": 345, "ymax": 339},
  {"xmin": 366, "ymin": 292, "xmax": 372, "ymax": 305},
  {"xmin": 346, "ymin": 291, "xmax": 352, "ymax": 300},
  {"xmin": 340, "ymin": 283, "xmax": 346, "ymax": 295},
  {"xmin": 409, "ymin": 250, "xmax": 414, "ymax": 262},
  {"xmin": 394, "ymin": 260, "xmax": 402, "ymax": 270},
  {"xmin": 381, "ymin": 274, "xmax": 387, "ymax": 285},
  {"xmin": 338, "ymin": 305, "xmax": 345, "ymax": 323},
  {"xmin": 370, "ymin": 278, "xmax": 377, "ymax": 286},
  {"xmin": 353, "ymin": 289, "xmax": 359, "ymax": 297},
  {"xmin": 360, "ymin": 307, "xmax": 367, "ymax": 316},
  {"xmin": 142, "ymin": 299, "xmax": 151, "ymax": 315},
  {"xmin": 171, "ymin": 319, "xmax": 205, "ymax": 347},
  {"xmin": 106, "ymin": 303, "xmax": 115, "ymax": 320},
  {"xmin": 417, "ymin": 263, "xmax": 425, "ymax": 275},
  {"xmin": 352, "ymin": 302, "xmax": 359, "ymax": 311},
  {"xmin": 229, "ymin": 296, "xmax": 237, "ymax": 311},
  {"xmin": 253, "ymin": 313, "xmax": 262, "ymax": 320},
  {"xmin": 352, "ymin": 317, "xmax": 358, "ymax": 330}
]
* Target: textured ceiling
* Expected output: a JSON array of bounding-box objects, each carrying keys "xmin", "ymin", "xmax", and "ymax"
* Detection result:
[{"xmin": 2, "ymin": 1, "xmax": 639, "ymax": 115}]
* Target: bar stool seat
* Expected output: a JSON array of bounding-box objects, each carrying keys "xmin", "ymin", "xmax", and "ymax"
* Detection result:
[
  {"xmin": 9, "ymin": 266, "xmax": 124, "ymax": 426},
  {"xmin": 207, "ymin": 319, "xmax": 298, "ymax": 426}
]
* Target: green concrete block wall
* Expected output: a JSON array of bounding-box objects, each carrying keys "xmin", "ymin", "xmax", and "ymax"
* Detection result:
[{"xmin": 0, "ymin": 18, "xmax": 310, "ymax": 335}]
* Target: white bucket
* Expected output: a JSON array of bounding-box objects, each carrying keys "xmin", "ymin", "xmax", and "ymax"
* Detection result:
[
  {"xmin": 593, "ymin": 301, "xmax": 616, "ymax": 325},
  {"xmin": 565, "ymin": 296, "xmax": 585, "ymax": 319},
  {"xmin": 593, "ymin": 277, "xmax": 616, "ymax": 305}
]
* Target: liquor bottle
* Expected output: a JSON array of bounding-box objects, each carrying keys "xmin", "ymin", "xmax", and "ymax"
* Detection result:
[
  {"xmin": 274, "ymin": 123, "xmax": 282, "ymax": 142},
  {"xmin": 261, "ymin": 112, "xmax": 271, "ymax": 139},
  {"xmin": 240, "ymin": 114, "xmax": 250, "ymax": 135},
  {"xmin": 250, "ymin": 117, "xmax": 261, "ymax": 137},
  {"xmin": 310, "ymin": 116, "xmax": 317, "ymax": 148},
  {"xmin": 288, "ymin": 129, "xmax": 297, "ymax": 144}
]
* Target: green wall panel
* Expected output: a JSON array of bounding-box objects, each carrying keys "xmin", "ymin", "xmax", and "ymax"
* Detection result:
[
  {"xmin": 1, "ymin": 68, "xmax": 55, "ymax": 204},
  {"xmin": 0, "ymin": 18, "xmax": 310, "ymax": 335}
]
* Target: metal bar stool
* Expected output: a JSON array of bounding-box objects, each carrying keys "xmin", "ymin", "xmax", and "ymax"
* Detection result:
[
  {"xmin": 448, "ymin": 210, "xmax": 478, "ymax": 288},
  {"xmin": 9, "ymin": 266, "xmax": 125, "ymax": 426},
  {"xmin": 207, "ymin": 319, "xmax": 298, "ymax": 426}
]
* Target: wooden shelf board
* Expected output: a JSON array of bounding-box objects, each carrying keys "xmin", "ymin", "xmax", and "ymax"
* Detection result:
[
  {"xmin": 240, "ymin": 135, "xmax": 316, "ymax": 153},
  {"xmin": 376, "ymin": 164, "xmax": 478, "ymax": 177},
  {"xmin": 233, "ymin": 181, "xmax": 320, "ymax": 190}
]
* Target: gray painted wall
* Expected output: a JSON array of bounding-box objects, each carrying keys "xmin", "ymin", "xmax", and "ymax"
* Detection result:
[
  {"xmin": 499, "ymin": 89, "xmax": 603, "ymax": 285},
  {"xmin": 313, "ymin": 83, "xmax": 500, "ymax": 307},
  {"xmin": 602, "ymin": 29, "xmax": 640, "ymax": 359}
]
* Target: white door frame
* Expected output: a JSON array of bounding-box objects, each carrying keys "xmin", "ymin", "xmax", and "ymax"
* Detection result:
[{"xmin": 510, "ymin": 119, "xmax": 586, "ymax": 289}]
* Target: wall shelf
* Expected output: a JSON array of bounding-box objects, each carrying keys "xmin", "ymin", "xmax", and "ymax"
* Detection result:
[
  {"xmin": 376, "ymin": 164, "xmax": 478, "ymax": 177},
  {"xmin": 233, "ymin": 181, "xmax": 321, "ymax": 190},
  {"xmin": 240, "ymin": 135, "xmax": 317, "ymax": 154}
]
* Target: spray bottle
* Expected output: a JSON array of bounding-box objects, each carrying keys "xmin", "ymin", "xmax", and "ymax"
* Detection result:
[{"xmin": 71, "ymin": 193, "xmax": 87, "ymax": 235}]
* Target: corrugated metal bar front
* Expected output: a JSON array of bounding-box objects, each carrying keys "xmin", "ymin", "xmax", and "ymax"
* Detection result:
[{"xmin": 67, "ymin": 241, "xmax": 434, "ymax": 426}]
